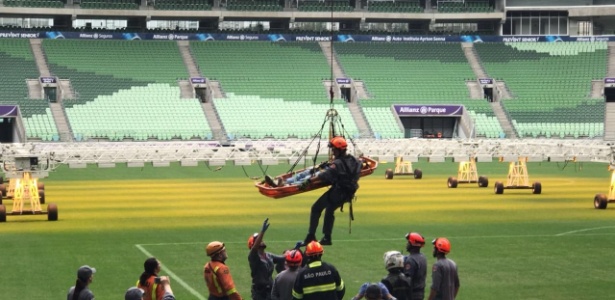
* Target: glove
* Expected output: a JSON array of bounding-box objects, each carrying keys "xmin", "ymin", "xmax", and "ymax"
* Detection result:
[
  {"xmin": 294, "ymin": 241, "xmax": 303, "ymax": 250},
  {"xmin": 261, "ymin": 218, "xmax": 270, "ymax": 232},
  {"xmin": 298, "ymin": 179, "xmax": 311, "ymax": 191}
]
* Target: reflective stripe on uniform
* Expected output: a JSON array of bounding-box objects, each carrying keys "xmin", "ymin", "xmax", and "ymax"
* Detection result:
[
  {"xmin": 212, "ymin": 266, "xmax": 223, "ymax": 294},
  {"xmin": 136, "ymin": 279, "xmax": 159, "ymax": 300},
  {"xmin": 307, "ymin": 261, "xmax": 322, "ymax": 268},
  {"xmin": 292, "ymin": 289, "xmax": 304, "ymax": 299},
  {"xmin": 226, "ymin": 287, "xmax": 237, "ymax": 295},
  {"xmin": 303, "ymin": 282, "xmax": 337, "ymax": 295},
  {"xmin": 336, "ymin": 279, "xmax": 345, "ymax": 291}
]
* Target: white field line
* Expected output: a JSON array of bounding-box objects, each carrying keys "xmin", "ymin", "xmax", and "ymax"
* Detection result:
[
  {"xmin": 135, "ymin": 244, "xmax": 206, "ymax": 300},
  {"xmin": 555, "ymin": 226, "xmax": 615, "ymax": 236},
  {"xmin": 138, "ymin": 231, "xmax": 615, "ymax": 247}
]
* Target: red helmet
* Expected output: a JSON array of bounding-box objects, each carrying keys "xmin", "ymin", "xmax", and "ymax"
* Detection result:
[
  {"xmin": 247, "ymin": 233, "xmax": 264, "ymax": 249},
  {"xmin": 305, "ymin": 241, "xmax": 324, "ymax": 256},
  {"xmin": 285, "ymin": 250, "xmax": 303, "ymax": 266},
  {"xmin": 406, "ymin": 232, "xmax": 425, "ymax": 247},
  {"xmin": 247, "ymin": 233, "xmax": 257, "ymax": 249},
  {"xmin": 432, "ymin": 237, "xmax": 451, "ymax": 254},
  {"xmin": 329, "ymin": 136, "xmax": 347, "ymax": 150}
]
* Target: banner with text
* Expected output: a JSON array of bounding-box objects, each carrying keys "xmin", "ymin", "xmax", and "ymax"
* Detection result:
[
  {"xmin": 394, "ymin": 105, "xmax": 464, "ymax": 116},
  {"xmin": 40, "ymin": 77, "xmax": 57, "ymax": 84},
  {"xmin": 1, "ymin": 31, "xmax": 615, "ymax": 43},
  {"xmin": 190, "ymin": 77, "xmax": 207, "ymax": 84}
]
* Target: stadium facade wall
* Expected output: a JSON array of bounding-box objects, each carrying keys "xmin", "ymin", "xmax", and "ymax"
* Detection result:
[{"xmin": 1, "ymin": 31, "xmax": 614, "ymax": 42}]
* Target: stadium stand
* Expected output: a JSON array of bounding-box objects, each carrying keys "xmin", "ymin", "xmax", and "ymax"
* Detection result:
[
  {"xmin": 367, "ymin": 0, "xmax": 423, "ymax": 13},
  {"xmin": 474, "ymin": 42, "xmax": 607, "ymax": 138},
  {"xmin": 42, "ymin": 40, "xmax": 211, "ymax": 140},
  {"xmin": 3, "ymin": 0, "xmax": 64, "ymax": 8},
  {"xmin": 438, "ymin": 0, "xmax": 493, "ymax": 13},
  {"xmin": 190, "ymin": 41, "xmax": 331, "ymax": 103},
  {"xmin": 64, "ymin": 84, "xmax": 210, "ymax": 141},
  {"xmin": 190, "ymin": 41, "xmax": 359, "ymax": 139},
  {"xmin": 216, "ymin": 93, "xmax": 358, "ymax": 139},
  {"xmin": 297, "ymin": 0, "xmax": 353, "ymax": 12},
  {"xmin": 154, "ymin": 0, "xmax": 212, "ymax": 10},
  {"xmin": 0, "ymin": 39, "xmax": 58, "ymax": 140},
  {"xmin": 79, "ymin": 0, "xmax": 139, "ymax": 10},
  {"xmin": 226, "ymin": 0, "xmax": 282, "ymax": 11},
  {"xmin": 334, "ymin": 42, "xmax": 502, "ymax": 138}
]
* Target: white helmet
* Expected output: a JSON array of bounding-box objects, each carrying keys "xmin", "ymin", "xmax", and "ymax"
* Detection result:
[{"xmin": 383, "ymin": 250, "xmax": 404, "ymax": 270}]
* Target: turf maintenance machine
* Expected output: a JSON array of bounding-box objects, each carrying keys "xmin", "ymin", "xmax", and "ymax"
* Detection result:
[
  {"xmin": 593, "ymin": 165, "xmax": 615, "ymax": 209},
  {"xmin": 0, "ymin": 156, "xmax": 57, "ymax": 222},
  {"xmin": 447, "ymin": 157, "xmax": 488, "ymax": 188},
  {"xmin": 384, "ymin": 156, "xmax": 422, "ymax": 180},
  {"xmin": 0, "ymin": 175, "xmax": 45, "ymax": 205},
  {"xmin": 493, "ymin": 157, "xmax": 542, "ymax": 195}
]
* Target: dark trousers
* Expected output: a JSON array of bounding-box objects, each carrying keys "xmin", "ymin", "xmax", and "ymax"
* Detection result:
[
  {"xmin": 309, "ymin": 189, "xmax": 344, "ymax": 237},
  {"xmin": 251, "ymin": 284, "xmax": 272, "ymax": 300},
  {"xmin": 411, "ymin": 290, "xmax": 425, "ymax": 300}
]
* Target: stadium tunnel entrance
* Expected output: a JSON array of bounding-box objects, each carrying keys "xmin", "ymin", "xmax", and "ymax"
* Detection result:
[
  {"xmin": 391, "ymin": 104, "xmax": 470, "ymax": 139},
  {"xmin": 401, "ymin": 116, "xmax": 456, "ymax": 138},
  {"xmin": 0, "ymin": 105, "xmax": 26, "ymax": 143}
]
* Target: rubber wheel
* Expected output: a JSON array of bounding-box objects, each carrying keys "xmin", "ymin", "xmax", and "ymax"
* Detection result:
[
  {"xmin": 478, "ymin": 176, "xmax": 489, "ymax": 188},
  {"xmin": 385, "ymin": 169, "xmax": 394, "ymax": 180},
  {"xmin": 47, "ymin": 203, "xmax": 58, "ymax": 221},
  {"xmin": 0, "ymin": 204, "xmax": 5, "ymax": 222},
  {"xmin": 38, "ymin": 190, "xmax": 45, "ymax": 204},
  {"xmin": 532, "ymin": 182, "xmax": 542, "ymax": 194},
  {"xmin": 447, "ymin": 177, "xmax": 458, "ymax": 188},
  {"xmin": 594, "ymin": 193, "xmax": 608, "ymax": 209},
  {"xmin": 414, "ymin": 169, "xmax": 422, "ymax": 179},
  {"xmin": 0, "ymin": 184, "xmax": 6, "ymax": 198},
  {"xmin": 37, "ymin": 182, "xmax": 44, "ymax": 190},
  {"xmin": 495, "ymin": 182, "xmax": 504, "ymax": 194}
]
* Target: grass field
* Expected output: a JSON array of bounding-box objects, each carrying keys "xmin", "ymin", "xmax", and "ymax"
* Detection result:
[{"xmin": 1, "ymin": 159, "xmax": 614, "ymax": 299}]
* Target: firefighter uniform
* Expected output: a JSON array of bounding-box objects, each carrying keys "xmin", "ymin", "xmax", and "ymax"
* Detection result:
[
  {"xmin": 204, "ymin": 260, "xmax": 242, "ymax": 300},
  {"xmin": 308, "ymin": 154, "xmax": 362, "ymax": 239},
  {"xmin": 404, "ymin": 252, "xmax": 428, "ymax": 300},
  {"xmin": 136, "ymin": 276, "xmax": 165, "ymax": 300},
  {"xmin": 248, "ymin": 249, "xmax": 285, "ymax": 300},
  {"xmin": 292, "ymin": 260, "xmax": 345, "ymax": 300},
  {"xmin": 430, "ymin": 258, "xmax": 459, "ymax": 300}
]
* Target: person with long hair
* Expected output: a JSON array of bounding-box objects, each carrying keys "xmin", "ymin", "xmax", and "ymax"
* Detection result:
[
  {"xmin": 137, "ymin": 257, "xmax": 165, "ymax": 300},
  {"xmin": 67, "ymin": 265, "xmax": 96, "ymax": 300}
]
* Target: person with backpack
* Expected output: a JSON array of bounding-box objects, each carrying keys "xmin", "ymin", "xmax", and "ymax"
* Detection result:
[
  {"xmin": 298, "ymin": 136, "xmax": 362, "ymax": 246},
  {"xmin": 382, "ymin": 251, "xmax": 413, "ymax": 300}
]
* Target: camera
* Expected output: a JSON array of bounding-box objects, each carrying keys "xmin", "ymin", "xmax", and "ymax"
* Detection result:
[{"xmin": 154, "ymin": 277, "xmax": 161, "ymax": 284}]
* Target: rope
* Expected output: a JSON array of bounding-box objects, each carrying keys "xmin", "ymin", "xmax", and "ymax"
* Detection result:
[
  {"xmin": 286, "ymin": 113, "xmax": 329, "ymax": 174},
  {"xmin": 241, "ymin": 164, "xmax": 266, "ymax": 180}
]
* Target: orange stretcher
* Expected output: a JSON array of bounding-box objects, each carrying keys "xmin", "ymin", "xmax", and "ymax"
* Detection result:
[{"xmin": 255, "ymin": 156, "xmax": 378, "ymax": 199}]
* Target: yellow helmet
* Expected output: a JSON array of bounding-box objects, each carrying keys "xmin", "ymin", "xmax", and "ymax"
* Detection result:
[{"xmin": 206, "ymin": 241, "xmax": 225, "ymax": 256}]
